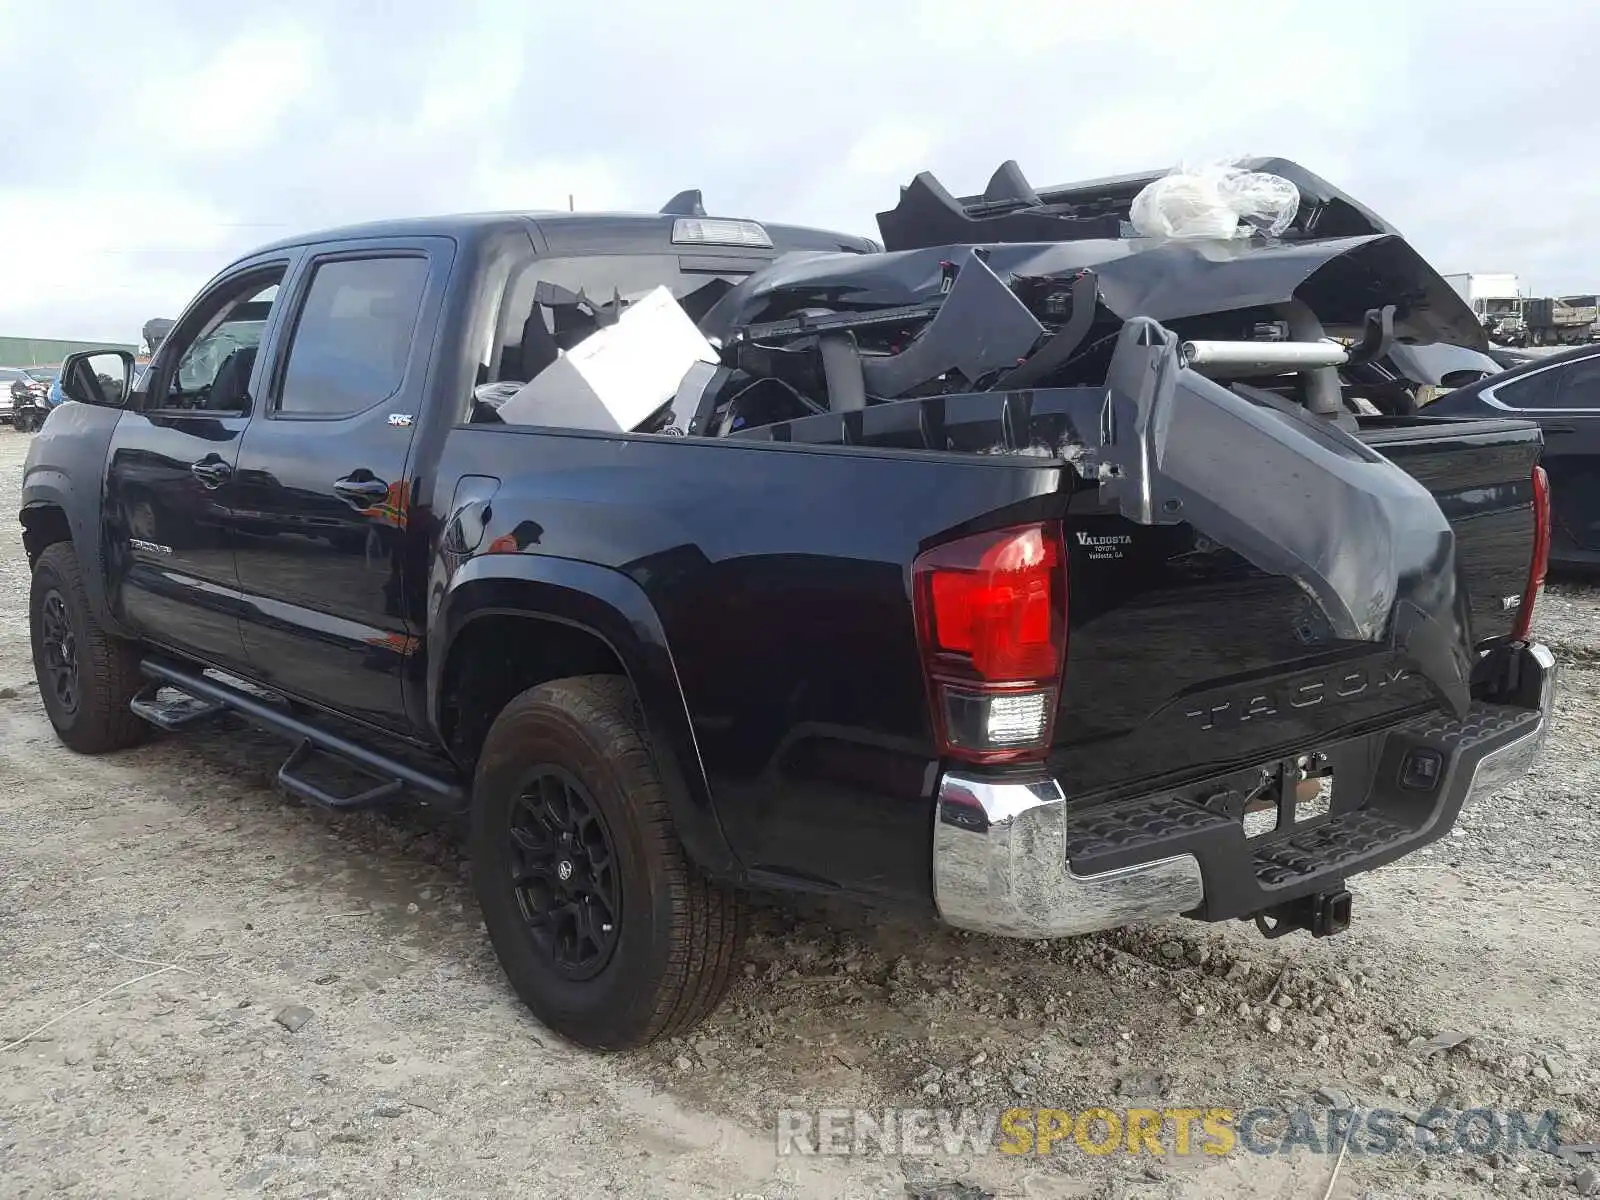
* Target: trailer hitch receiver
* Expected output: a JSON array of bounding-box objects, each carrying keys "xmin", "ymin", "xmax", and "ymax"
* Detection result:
[{"xmin": 1255, "ymin": 889, "xmax": 1353, "ymax": 939}]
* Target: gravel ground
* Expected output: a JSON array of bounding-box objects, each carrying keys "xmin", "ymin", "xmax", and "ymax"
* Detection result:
[{"xmin": 1, "ymin": 427, "xmax": 1597, "ymax": 1199}]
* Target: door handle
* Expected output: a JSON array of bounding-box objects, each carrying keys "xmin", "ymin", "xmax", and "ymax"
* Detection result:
[
  {"xmin": 190, "ymin": 458, "xmax": 232, "ymax": 488},
  {"xmin": 1543, "ymin": 424, "xmax": 1577, "ymax": 434},
  {"xmin": 333, "ymin": 476, "xmax": 392, "ymax": 506}
]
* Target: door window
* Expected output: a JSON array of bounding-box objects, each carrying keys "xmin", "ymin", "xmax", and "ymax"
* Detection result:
[
  {"xmin": 1553, "ymin": 355, "xmax": 1600, "ymax": 410},
  {"xmin": 275, "ymin": 256, "xmax": 429, "ymax": 418},
  {"xmin": 1493, "ymin": 364, "xmax": 1567, "ymax": 410},
  {"xmin": 154, "ymin": 277, "xmax": 282, "ymax": 413}
]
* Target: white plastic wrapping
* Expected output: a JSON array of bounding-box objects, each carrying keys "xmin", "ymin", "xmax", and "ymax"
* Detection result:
[{"xmin": 1129, "ymin": 159, "xmax": 1300, "ymax": 241}]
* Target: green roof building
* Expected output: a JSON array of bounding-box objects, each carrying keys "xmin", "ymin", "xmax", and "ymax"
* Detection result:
[{"xmin": 0, "ymin": 335, "xmax": 139, "ymax": 368}]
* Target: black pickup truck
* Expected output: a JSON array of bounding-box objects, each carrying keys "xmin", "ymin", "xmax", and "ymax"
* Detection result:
[{"xmin": 23, "ymin": 159, "xmax": 1557, "ymax": 1050}]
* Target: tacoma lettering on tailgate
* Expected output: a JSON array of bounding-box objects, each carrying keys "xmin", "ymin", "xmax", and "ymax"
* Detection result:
[{"xmin": 1184, "ymin": 663, "xmax": 1414, "ymax": 732}]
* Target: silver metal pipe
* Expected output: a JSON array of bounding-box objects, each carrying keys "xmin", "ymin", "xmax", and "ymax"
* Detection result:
[{"xmin": 1180, "ymin": 340, "xmax": 1350, "ymax": 369}]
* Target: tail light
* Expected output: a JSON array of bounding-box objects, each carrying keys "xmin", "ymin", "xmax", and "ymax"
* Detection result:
[
  {"xmin": 1511, "ymin": 465, "xmax": 1550, "ymax": 642},
  {"xmin": 912, "ymin": 522, "xmax": 1067, "ymax": 763}
]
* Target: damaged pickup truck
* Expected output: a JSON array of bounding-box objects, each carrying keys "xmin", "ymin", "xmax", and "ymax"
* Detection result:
[{"xmin": 25, "ymin": 157, "xmax": 1555, "ymax": 1050}]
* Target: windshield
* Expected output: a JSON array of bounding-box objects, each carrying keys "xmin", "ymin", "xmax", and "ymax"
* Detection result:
[{"xmin": 24, "ymin": 368, "xmax": 58, "ymax": 383}]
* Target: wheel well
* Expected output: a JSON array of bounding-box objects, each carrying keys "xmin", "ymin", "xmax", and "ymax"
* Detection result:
[
  {"xmin": 20, "ymin": 506, "xmax": 71, "ymax": 567},
  {"xmin": 440, "ymin": 614, "xmax": 628, "ymax": 770}
]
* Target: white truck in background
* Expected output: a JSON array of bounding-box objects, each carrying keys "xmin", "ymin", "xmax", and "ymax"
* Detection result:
[{"xmin": 1443, "ymin": 272, "xmax": 1526, "ymax": 344}]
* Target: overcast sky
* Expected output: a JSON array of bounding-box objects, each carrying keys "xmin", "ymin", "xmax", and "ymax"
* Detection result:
[{"xmin": 1, "ymin": 0, "xmax": 1593, "ymax": 342}]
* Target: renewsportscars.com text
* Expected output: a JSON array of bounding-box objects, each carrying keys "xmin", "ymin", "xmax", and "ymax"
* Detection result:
[{"xmin": 776, "ymin": 1105, "xmax": 1564, "ymax": 1159}]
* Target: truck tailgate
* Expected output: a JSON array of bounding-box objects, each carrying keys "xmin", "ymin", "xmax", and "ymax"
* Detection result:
[
  {"xmin": 1050, "ymin": 413, "xmax": 1542, "ymax": 803},
  {"xmin": 1359, "ymin": 416, "xmax": 1543, "ymax": 644}
]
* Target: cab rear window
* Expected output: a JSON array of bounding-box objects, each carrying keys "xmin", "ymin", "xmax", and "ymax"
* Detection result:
[{"xmin": 486, "ymin": 253, "xmax": 759, "ymax": 387}]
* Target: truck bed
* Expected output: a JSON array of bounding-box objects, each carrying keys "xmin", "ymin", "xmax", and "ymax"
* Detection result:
[{"xmin": 440, "ymin": 369, "xmax": 1541, "ymax": 905}]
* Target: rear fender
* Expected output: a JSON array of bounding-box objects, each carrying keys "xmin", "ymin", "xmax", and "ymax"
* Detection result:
[{"xmin": 429, "ymin": 554, "xmax": 741, "ymax": 879}]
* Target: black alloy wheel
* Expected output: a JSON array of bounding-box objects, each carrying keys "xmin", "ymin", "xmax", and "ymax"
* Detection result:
[
  {"xmin": 469, "ymin": 675, "xmax": 746, "ymax": 1049},
  {"xmin": 39, "ymin": 588, "xmax": 79, "ymax": 715},
  {"xmin": 508, "ymin": 766, "xmax": 621, "ymax": 979},
  {"xmin": 29, "ymin": 543, "xmax": 148, "ymax": 753}
]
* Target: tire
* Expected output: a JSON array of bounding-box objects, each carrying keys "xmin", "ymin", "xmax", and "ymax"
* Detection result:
[
  {"xmin": 469, "ymin": 674, "xmax": 745, "ymax": 1050},
  {"xmin": 29, "ymin": 543, "xmax": 149, "ymax": 754}
]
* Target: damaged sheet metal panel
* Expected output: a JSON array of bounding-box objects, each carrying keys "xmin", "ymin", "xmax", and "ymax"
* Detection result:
[
  {"xmin": 876, "ymin": 167, "xmax": 1123, "ymax": 251},
  {"xmin": 702, "ymin": 233, "xmax": 1486, "ymax": 352},
  {"xmin": 855, "ymin": 250, "xmax": 1044, "ymax": 396},
  {"xmin": 971, "ymin": 157, "xmax": 1402, "ymax": 242},
  {"xmin": 1093, "ymin": 317, "xmax": 1475, "ymax": 716}
]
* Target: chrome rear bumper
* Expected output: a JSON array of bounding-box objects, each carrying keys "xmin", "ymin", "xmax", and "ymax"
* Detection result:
[
  {"xmin": 932, "ymin": 773, "xmax": 1205, "ymax": 939},
  {"xmin": 1461, "ymin": 642, "xmax": 1557, "ymax": 807},
  {"xmin": 932, "ymin": 641, "xmax": 1557, "ymax": 940}
]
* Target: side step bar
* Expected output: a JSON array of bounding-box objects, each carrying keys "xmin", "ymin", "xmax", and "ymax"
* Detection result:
[
  {"xmin": 129, "ymin": 686, "xmax": 228, "ymax": 731},
  {"xmin": 277, "ymin": 739, "xmax": 405, "ymax": 812},
  {"xmin": 135, "ymin": 659, "xmax": 467, "ymax": 811}
]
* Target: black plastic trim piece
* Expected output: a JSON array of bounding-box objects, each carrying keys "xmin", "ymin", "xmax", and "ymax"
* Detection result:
[
  {"xmin": 128, "ymin": 686, "xmax": 227, "ymax": 732},
  {"xmin": 277, "ymin": 739, "xmax": 406, "ymax": 811},
  {"xmin": 139, "ymin": 658, "xmax": 466, "ymax": 809}
]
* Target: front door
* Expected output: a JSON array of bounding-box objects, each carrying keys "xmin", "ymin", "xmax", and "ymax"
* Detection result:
[
  {"xmin": 105, "ymin": 262, "xmax": 291, "ymax": 672},
  {"xmin": 231, "ymin": 240, "xmax": 448, "ymax": 732}
]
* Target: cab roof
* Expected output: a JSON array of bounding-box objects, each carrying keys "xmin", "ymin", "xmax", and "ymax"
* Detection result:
[{"xmin": 249, "ymin": 209, "xmax": 878, "ymax": 259}]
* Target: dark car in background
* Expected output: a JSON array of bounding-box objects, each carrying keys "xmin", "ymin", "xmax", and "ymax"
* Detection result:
[
  {"xmin": 0, "ymin": 368, "xmax": 27, "ymax": 423},
  {"xmin": 1427, "ymin": 342, "xmax": 1600, "ymax": 566},
  {"xmin": 6, "ymin": 366, "xmax": 59, "ymax": 431}
]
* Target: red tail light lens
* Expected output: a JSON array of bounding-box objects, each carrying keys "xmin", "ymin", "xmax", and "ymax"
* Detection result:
[
  {"xmin": 1512, "ymin": 465, "xmax": 1550, "ymax": 642},
  {"xmin": 913, "ymin": 523, "xmax": 1067, "ymax": 763}
]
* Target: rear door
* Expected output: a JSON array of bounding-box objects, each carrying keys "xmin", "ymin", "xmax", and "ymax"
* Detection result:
[
  {"xmin": 104, "ymin": 259, "xmax": 293, "ymax": 672},
  {"xmin": 1479, "ymin": 351, "xmax": 1600, "ymax": 557},
  {"xmin": 230, "ymin": 238, "xmax": 450, "ymax": 732}
]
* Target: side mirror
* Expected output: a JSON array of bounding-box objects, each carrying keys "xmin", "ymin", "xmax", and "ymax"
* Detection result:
[{"xmin": 61, "ymin": 349, "xmax": 134, "ymax": 408}]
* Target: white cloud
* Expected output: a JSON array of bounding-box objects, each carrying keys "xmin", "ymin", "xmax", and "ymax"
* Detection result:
[
  {"xmin": 844, "ymin": 122, "xmax": 936, "ymax": 180},
  {"xmin": 475, "ymin": 159, "xmax": 633, "ymax": 215},
  {"xmin": 3, "ymin": 0, "xmax": 1598, "ymax": 343},
  {"xmin": 0, "ymin": 185, "xmax": 243, "ymax": 340},
  {"xmin": 134, "ymin": 21, "xmax": 323, "ymax": 155},
  {"xmin": 411, "ymin": 0, "xmax": 538, "ymax": 135}
]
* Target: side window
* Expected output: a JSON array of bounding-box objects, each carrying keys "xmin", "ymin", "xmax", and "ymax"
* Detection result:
[
  {"xmin": 276, "ymin": 256, "xmax": 429, "ymax": 418},
  {"xmin": 1494, "ymin": 366, "xmax": 1565, "ymax": 410},
  {"xmin": 154, "ymin": 274, "xmax": 283, "ymax": 413},
  {"xmin": 1554, "ymin": 356, "xmax": 1600, "ymax": 410}
]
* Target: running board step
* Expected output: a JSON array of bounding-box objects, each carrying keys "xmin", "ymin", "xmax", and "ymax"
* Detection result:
[
  {"xmin": 136, "ymin": 658, "xmax": 467, "ymax": 811},
  {"xmin": 277, "ymin": 739, "xmax": 404, "ymax": 812},
  {"xmin": 129, "ymin": 685, "xmax": 228, "ymax": 731}
]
